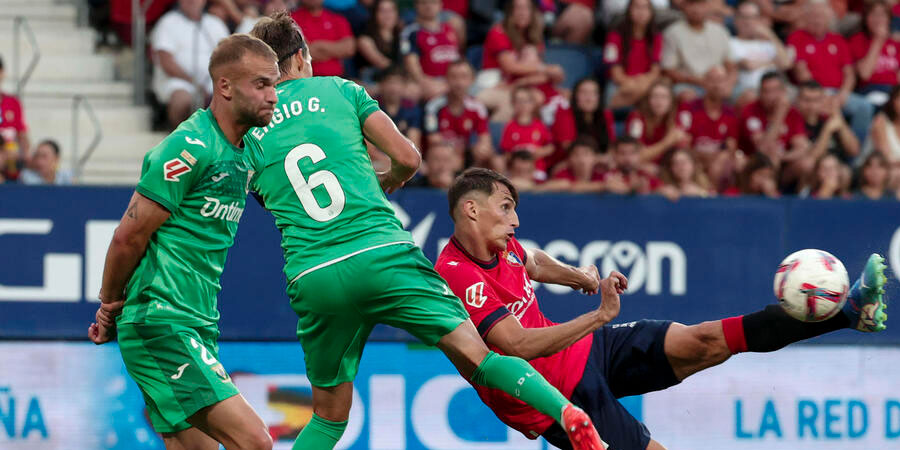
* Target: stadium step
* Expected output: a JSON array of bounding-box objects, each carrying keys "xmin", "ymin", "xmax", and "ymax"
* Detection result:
[
  {"xmin": 25, "ymin": 103, "xmax": 154, "ymax": 140},
  {"xmin": 0, "ymin": 4, "xmax": 78, "ymax": 22},
  {"xmin": 22, "ymin": 80, "xmax": 134, "ymax": 106},
  {"xmin": 0, "ymin": 27, "xmax": 95, "ymax": 55},
  {"xmin": 25, "ymin": 54, "xmax": 115, "ymax": 81}
]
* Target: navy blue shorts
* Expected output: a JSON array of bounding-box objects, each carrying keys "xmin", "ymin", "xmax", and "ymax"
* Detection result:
[{"xmin": 542, "ymin": 320, "xmax": 680, "ymax": 450}]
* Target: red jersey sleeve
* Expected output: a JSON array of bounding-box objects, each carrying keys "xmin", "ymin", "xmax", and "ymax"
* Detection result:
[
  {"xmin": 603, "ymin": 31, "xmax": 623, "ymax": 66},
  {"xmin": 604, "ymin": 109, "xmax": 616, "ymax": 142},
  {"xmin": 651, "ymin": 33, "xmax": 663, "ymax": 64},
  {"xmin": 332, "ymin": 12, "xmax": 352, "ymax": 39},
  {"xmin": 835, "ymin": 35, "xmax": 853, "ymax": 67},
  {"xmin": 442, "ymin": 264, "xmax": 511, "ymax": 338},
  {"xmin": 500, "ymin": 122, "xmax": 515, "ymax": 152},
  {"xmin": 483, "ymin": 26, "xmax": 514, "ymax": 70},
  {"xmin": 552, "ymin": 106, "xmax": 577, "ymax": 145}
]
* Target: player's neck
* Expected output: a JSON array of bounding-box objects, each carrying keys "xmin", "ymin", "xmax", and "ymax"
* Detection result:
[
  {"xmin": 453, "ymin": 230, "xmax": 496, "ymax": 262},
  {"xmin": 209, "ymin": 101, "xmax": 249, "ymax": 147}
]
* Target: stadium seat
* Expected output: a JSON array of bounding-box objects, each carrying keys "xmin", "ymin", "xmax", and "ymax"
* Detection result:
[
  {"xmin": 489, "ymin": 121, "xmax": 505, "ymax": 150},
  {"xmin": 545, "ymin": 44, "xmax": 593, "ymax": 90},
  {"xmin": 466, "ymin": 45, "xmax": 484, "ymax": 71}
]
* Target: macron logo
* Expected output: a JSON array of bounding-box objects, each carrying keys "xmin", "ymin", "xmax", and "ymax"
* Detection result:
[
  {"xmin": 465, "ymin": 282, "xmax": 487, "ymax": 308},
  {"xmin": 164, "ymin": 158, "xmax": 191, "ymax": 182}
]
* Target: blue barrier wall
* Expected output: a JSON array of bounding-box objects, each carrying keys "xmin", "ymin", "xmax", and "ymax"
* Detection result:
[{"xmin": 1, "ymin": 185, "xmax": 898, "ymax": 343}]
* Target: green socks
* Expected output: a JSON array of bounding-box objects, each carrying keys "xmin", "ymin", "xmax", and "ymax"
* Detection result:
[
  {"xmin": 292, "ymin": 413, "xmax": 348, "ymax": 450},
  {"xmin": 470, "ymin": 351, "xmax": 569, "ymax": 423}
]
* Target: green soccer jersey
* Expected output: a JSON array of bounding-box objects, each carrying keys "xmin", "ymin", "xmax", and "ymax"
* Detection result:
[
  {"xmin": 245, "ymin": 77, "xmax": 413, "ymax": 283},
  {"xmin": 119, "ymin": 109, "xmax": 255, "ymax": 327}
]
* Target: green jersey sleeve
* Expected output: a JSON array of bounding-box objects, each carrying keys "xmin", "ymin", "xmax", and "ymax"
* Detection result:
[
  {"xmin": 334, "ymin": 78, "xmax": 380, "ymax": 126},
  {"xmin": 136, "ymin": 135, "xmax": 207, "ymax": 212}
]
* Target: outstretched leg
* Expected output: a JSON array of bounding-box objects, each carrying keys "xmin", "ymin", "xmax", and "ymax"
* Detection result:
[
  {"xmin": 437, "ymin": 320, "xmax": 607, "ymax": 450},
  {"xmin": 665, "ymin": 253, "xmax": 888, "ymax": 381},
  {"xmin": 291, "ymin": 383, "xmax": 352, "ymax": 450}
]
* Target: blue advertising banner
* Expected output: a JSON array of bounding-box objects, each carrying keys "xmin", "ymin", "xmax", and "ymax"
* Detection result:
[{"xmin": 1, "ymin": 185, "xmax": 898, "ymax": 343}]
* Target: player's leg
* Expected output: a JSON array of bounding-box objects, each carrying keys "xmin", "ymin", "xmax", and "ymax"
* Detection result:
[
  {"xmin": 185, "ymin": 395, "xmax": 272, "ymax": 450},
  {"xmin": 665, "ymin": 253, "xmax": 888, "ymax": 381},
  {"xmin": 365, "ymin": 244, "xmax": 604, "ymax": 448},
  {"xmin": 117, "ymin": 323, "xmax": 268, "ymax": 449},
  {"xmin": 161, "ymin": 427, "xmax": 219, "ymax": 450},
  {"xmin": 285, "ymin": 263, "xmax": 374, "ymax": 450},
  {"xmin": 293, "ymin": 383, "xmax": 353, "ymax": 450}
]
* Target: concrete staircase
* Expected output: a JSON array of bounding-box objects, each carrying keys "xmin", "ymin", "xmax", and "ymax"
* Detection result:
[{"xmin": 0, "ymin": 0, "xmax": 167, "ymax": 185}]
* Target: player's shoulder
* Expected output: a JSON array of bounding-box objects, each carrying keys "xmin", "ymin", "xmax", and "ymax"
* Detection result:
[
  {"xmin": 400, "ymin": 22, "xmax": 421, "ymax": 40},
  {"xmin": 506, "ymin": 238, "xmax": 528, "ymax": 263},
  {"xmin": 424, "ymin": 95, "xmax": 449, "ymax": 115},
  {"xmin": 462, "ymin": 97, "xmax": 488, "ymax": 117},
  {"xmin": 435, "ymin": 240, "xmax": 485, "ymax": 279},
  {"xmin": 149, "ymin": 111, "xmax": 216, "ymax": 159}
]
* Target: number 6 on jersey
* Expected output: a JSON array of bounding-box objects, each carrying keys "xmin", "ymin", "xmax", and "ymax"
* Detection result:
[{"xmin": 285, "ymin": 143, "xmax": 346, "ymax": 222}]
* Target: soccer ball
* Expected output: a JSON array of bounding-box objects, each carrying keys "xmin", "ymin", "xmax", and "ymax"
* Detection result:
[{"xmin": 773, "ymin": 249, "xmax": 850, "ymax": 322}]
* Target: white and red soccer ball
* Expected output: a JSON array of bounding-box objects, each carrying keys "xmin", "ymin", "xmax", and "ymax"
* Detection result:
[{"xmin": 773, "ymin": 249, "xmax": 850, "ymax": 322}]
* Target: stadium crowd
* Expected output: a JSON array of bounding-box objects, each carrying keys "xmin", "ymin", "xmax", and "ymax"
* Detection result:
[{"xmin": 3, "ymin": 0, "xmax": 900, "ymax": 200}]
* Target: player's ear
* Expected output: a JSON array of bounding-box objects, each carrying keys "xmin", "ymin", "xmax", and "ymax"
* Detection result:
[
  {"xmin": 462, "ymin": 198, "xmax": 478, "ymax": 221},
  {"xmin": 217, "ymin": 76, "xmax": 233, "ymax": 100}
]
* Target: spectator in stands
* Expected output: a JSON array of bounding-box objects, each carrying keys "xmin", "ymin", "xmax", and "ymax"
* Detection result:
[
  {"xmin": 853, "ymin": 152, "xmax": 894, "ymax": 200},
  {"xmin": 291, "ymin": 0, "xmax": 355, "ymax": 77},
  {"xmin": 478, "ymin": 0, "xmax": 564, "ymax": 121},
  {"xmin": 401, "ymin": 0, "xmax": 462, "ymax": 100},
  {"xmin": 661, "ymin": 0, "xmax": 737, "ymax": 102},
  {"xmin": 409, "ymin": 141, "xmax": 463, "ymax": 189},
  {"xmin": 151, "ymin": 0, "xmax": 229, "ymax": 129},
  {"xmin": 787, "ymin": 0, "xmax": 874, "ymax": 143},
  {"xmin": 19, "ymin": 140, "xmax": 73, "ymax": 185},
  {"xmin": 681, "ymin": 66, "xmax": 739, "ymax": 190},
  {"xmin": 603, "ymin": 136, "xmax": 661, "ymax": 194},
  {"xmin": 733, "ymin": 152, "xmax": 781, "ymax": 197},
  {"xmin": 601, "ymin": 0, "xmax": 673, "ymax": 28},
  {"xmin": 626, "ymin": 80, "xmax": 689, "ymax": 166},
  {"xmin": 604, "ymin": 0, "xmax": 663, "ymax": 109},
  {"xmin": 506, "ymin": 149, "xmax": 539, "ymax": 192},
  {"xmin": 658, "ymin": 148, "xmax": 715, "ymax": 200},
  {"xmin": 868, "ymin": 85, "xmax": 900, "ymax": 163},
  {"xmin": 730, "ymin": 1, "xmax": 792, "ymax": 105},
  {"xmin": 738, "ymin": 72, "xmax": 809, "ymax": 190},
  {"xmin": 357, "ymin": 0, "xmax": 404, "ymax": 81},
  {"xmin": 795, "ymin": 81, "xmax": 860, "ymax": 166},
  {"xmin": 0, "ymin": 55, "xmax": 30, "ymax": 181},
  {"xmin": 500, "ymin": 86, "xmax": 554, "ymax": 178},
  {"xmin": 570, "ymin": 78, "xmax": 616, "ymax": 157},
  {"xmin": 539, "ymin": 136, "xmax": 606, "ymax": 192},
  {"xmin": 749, "ymin": 0, "xmax": 805, "ymax": 36},
  {"xmin": 552, "ymin": 0, "xmax": 596, "ymax": 44},
  {"xmin": 801, "ymin": 153, "xmax": 850, "ymax": 198},
  {"xmin": 377, "ymin": 66, "xmax": 423, "ymax": 150},
  {"xmin": 208, "ymin": 0, "xmax": 260, "ymax": 32},
  {"xmin": 424, "ymin": 60, "xmax": 497, "ymax": 168},
  {"xmin": 849, "ymin": 0, "xmax": 899, "ymax": 104}
]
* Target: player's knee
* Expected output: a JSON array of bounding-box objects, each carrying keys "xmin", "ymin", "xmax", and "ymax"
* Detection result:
[{"xmin": 241, "ymin": 427, "xmax": 273, "ymax": 450}]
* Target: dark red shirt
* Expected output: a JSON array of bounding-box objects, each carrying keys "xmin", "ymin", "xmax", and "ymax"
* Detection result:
[
  {"xmin": 603, "ymin": 30, "xmax": 662, "ymax": 76},
  {"xmin": 787, "ymin": 30, "xmax": 852, "ymax": 88},
  {"xmin": 401, "ymin": 22, "xmax": 461, "ymax": 77},
  {"xmin": 482, "ymin": 24, "xmax": 513, "ymax": 70},
  {"xmin": 291, "ymin": 7, "xmax": 353, "ymax": 77},
  {"xmin": 738, "ymin": 101, "xmax": 806, "ymax": 154},
  {"xmin": 679, "ymin": 99, "xmax": 738, "ymax": 154},
  {"xmin": 848, "ymin": 32, "xmax": 900, "ymax": 86},
  {"xmin": 435, "ymin": 237, "xmax": 591, "ymax": 439},
  {"xmin": 424, "ymin": 96, "xmax": 489, "ymax": 148},
  {"xmin": 501, "ymin": 117, "xmax": 553, "ymax": 172}
]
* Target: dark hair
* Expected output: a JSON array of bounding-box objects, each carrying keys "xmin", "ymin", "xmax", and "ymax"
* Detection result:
[
  {"xmin": 447, "ymin": 58, "xmax": 474, "ymax": 73},
  {"xmin": 571, "ymin": 78, "xmax": 610, "ymax": 152},
  {"xmin": 798, "ymin": 80, "xmax": 822, "ymax": 92},
  {"xmin": 760, "ymin": 71, "xmax": 784, "ymax": 87},
  {"xmin": 447, "ymin": 168, "xmax": 519, "ymax": 221},
  {"xmin": 208, "ymin": 33, "xmax": 278, "ymax": 80},
  {"xmin": 613, "ymin": 135, "xmax": 641, "ymax": 149},
  {"xmin": 739, "ymin": 153, "xmax": 776, "ymax": 194},
  {"xmin": 39, "ymin": 139, "xmax": 60, "ymax": 156},
  {"xmin": 618, "ymin": 0, "xmax": 658, "ymax": 72},
  {"xmin": 883, "ymin": 85, "xmax": 900, "ymax": 122},
  {"xmin": 364, "ymin": 0, "xmax": 402, "ymax": 61},
  {"xmin": 250, "ymin": 11, "xmax": 309, "ymax": 75},
  {"xmin": 375, "ymin": 64, "xmax": 406, "ymax": 82},
  {"xmin": 568, "ymin": 134, "xmax": 600, "ymax": 153},
  {"xmin": 509, "ymin": 149, "xmax": 534, "ymax": 162},
  {"xmin": 862, "ymin": 0, "xmax": 891, "ymax": 38},
  {"xmin": 856, "ymin": 151, "xmax": 890, "ymax": 191}
]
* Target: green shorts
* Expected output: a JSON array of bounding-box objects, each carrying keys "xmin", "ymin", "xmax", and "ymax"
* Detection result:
[
  {"xmin": 117, "ymin": 323, "xmax": 240, "ymax": 433},
  {"xmin": 287, "ymin": 243, "xmax": 469, "ymax": 387}
]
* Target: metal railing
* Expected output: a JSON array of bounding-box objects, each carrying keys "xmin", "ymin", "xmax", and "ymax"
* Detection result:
[
  {"xmin": 132, "ymin": 0, "xmax": 156, "ymax": 105},
  {"xmin": 12, "ymin": 16, "xmax": 41, "ymax": 98},
  {"xmin": 71, "ymin": 95, "xmax": 103, "ymax": 180}
]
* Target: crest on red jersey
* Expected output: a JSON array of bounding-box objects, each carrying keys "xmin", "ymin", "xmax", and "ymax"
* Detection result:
[{"xmin": 506, "ymin": 251, "xmax": 523, "ymax": 267}]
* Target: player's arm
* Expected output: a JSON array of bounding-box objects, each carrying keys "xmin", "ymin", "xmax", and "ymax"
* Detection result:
[
  {"xmin": 525, "ymin": 247, "xmax": 600, "ymax": 295},
  {"xmin": 90, "ymin": 192, "xmax": 171, "ymax": 344},
  {"xmin": 363, "ymin": 110, "xmax": 422, "ymax": 193},
  {"xmin": 484, "ymin": 274, "xmax": 625, "ymax": 360}
]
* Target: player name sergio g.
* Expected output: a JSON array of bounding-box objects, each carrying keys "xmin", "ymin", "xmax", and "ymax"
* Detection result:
[{"xmin": 250, "ymin": 96, "xmax": 324, "ymax": 141}]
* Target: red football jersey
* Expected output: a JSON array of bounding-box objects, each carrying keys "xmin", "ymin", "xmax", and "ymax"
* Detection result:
[
  {"xmin": 552, "ymin": 167, "xmax": 604, "ymax": 182},
  {"xmin": 482, "ymin": 25, "xmax": 513, "ymax": 70},
  {"xmin": 0, "ymin": 93, "xmax": 28, "ymax": 140},
  {"xmin": 435, "ymin": 237, "xmax": 592, "ymax": 439},
  {"xmin": 424, "ymin": 96, "xmax": 489, "ymax": 149},
  {"xmin": 848, "ymin": 33, "xmax": 900, "ymax": 86},
  {"xmin": 500, "ymin": 118, "xmax": 553, "ymax": 172},
  {"xmin": 291, "ymin": 8, "xmax": 353, "ymax": 77},
  {"xmin": 604, "ymin": 31, "xmax": 662, "ymax": 76},
  {"xmin": 738, "ymin": 100, "xmax": 806, "ymax": 154},
  {"xmin": 401, "ymin": 22, "xmax": 460, "ymax": 77},
  {"xmin": 787, "ymin": 30, "xmax": 852, "ymax": 89},
  {"xmin": 679, "ymin": 99, "xmax": 738, "ymax": 154}
]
